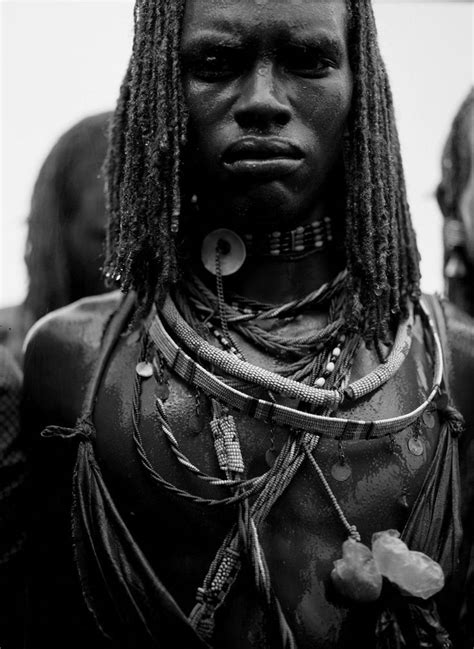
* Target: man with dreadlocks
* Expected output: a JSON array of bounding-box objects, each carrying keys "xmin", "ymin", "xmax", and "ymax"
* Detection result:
[{"xmin": 22, "ymin": 1, "xmax": 474, "ymax": 648}]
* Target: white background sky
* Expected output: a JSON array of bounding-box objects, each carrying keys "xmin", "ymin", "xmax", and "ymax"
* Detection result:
[{"xmin": 1, "ymin": 0, "xmax": 473, "ymax": 307}]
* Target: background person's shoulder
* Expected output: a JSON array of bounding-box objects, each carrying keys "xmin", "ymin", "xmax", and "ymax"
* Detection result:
[
  {"xmin": 22, "ymin": 291, "xmax": 123, "ymax": 427},
  {"xmin": 439, "ymin": 298, "xmax": 474, "ymax": 425}
]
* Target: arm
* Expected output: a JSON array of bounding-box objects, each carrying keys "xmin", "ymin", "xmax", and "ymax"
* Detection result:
[
  {"xmin": 443, "ymin": 300, "xmax": 474, "ymax": 646},
  {"xmin": 22, "ymin": 295, "xmax": 120, "ymax": 649}
]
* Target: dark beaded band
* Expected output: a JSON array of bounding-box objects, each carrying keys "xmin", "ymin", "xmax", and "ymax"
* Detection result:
[{"xmin": 242, "ymin": 217, "xmax": 332, "ymax": 257}]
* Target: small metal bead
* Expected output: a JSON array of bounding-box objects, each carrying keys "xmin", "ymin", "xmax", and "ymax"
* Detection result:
[
  {"xmin": 315, "ymin": 377, "xmax": 326, "ymax": 387},
  {"xmin": 332, "ymin": 347, "xmax": 341, "ymax": 358},
  {"xmin": 326, "ymin": 361, "xmax": 335, "ymax": 373}
]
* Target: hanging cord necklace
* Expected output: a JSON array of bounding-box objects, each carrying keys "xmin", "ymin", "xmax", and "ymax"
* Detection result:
[
  {"xmin": 131, "ymin": 228, "xmax": 445, "ymax": 647},
  {"xmin": 143, "ymin": 300, "xmax": 446, "ymax": 647},
  {"xmin": 136, "ymin": 302, "xmax": 444, "ymax": 647}
]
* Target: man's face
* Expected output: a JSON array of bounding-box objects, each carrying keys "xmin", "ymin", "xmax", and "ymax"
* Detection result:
[{"xmin": 181, "ymin": 0, "xmax": 353, "ymax": 230}]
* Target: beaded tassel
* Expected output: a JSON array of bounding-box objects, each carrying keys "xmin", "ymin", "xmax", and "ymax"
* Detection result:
[{"xmin": 210, "ymin": 414, "xmax": 244, "ymax": 475}]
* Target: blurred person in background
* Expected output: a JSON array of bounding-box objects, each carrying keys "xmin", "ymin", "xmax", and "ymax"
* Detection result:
[
  {"xmin": 438, "ymin": 88, "xmax": 474, "ymax": 316},
  {"xmin": 438, "ymin": 87, "xmax": 474, "ymax": 649},
  {"xmin": 0, "ymin": 345, "xmax": 27, "ymax": 647},
  {"xmin": 0, "ymin": 112, "xmax": 113, "ymax": 365}
]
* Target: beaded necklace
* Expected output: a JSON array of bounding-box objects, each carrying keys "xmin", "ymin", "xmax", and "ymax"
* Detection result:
[
  {"xmin": 134, "ymin": 222, "xmax": 445, "ymax": 647},
  {"xmin": 150, "ymin": 302, "xmax": 442, "ymax": 440},
  {"xmin": 132, "ymin": 296, "xmax": 445, "ymax": 645},
  {"xmin": 200, "ymin": 219, "xmax": 333, "ymax": 271},
  {"xmin": 160, "ymin": 295, "xmax": 415, "ymax": 409}
]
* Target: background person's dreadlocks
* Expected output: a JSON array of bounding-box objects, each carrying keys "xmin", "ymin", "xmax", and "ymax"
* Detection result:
[
  {"xmin": 0, "ymin": 112, "xmax": 113, "ymax": 363},
  {"xmin": 104, "ymin": 0, "xmax": 420, "ymax": 345},
  {"xmin": 437, "ymin": 88, "xmax": 474, "ymax": 316}
]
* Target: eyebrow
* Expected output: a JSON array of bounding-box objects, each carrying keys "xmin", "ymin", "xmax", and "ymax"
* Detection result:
[
  {"xmin": 285, "ymin": 33, "xmax": 344, "ymax": 59},
  {"xmin": 181, "ymin": 31, "xmax": 245, "ymax": 54},
  {"xmin": 181, "ymin": 30, "xmax": 344, "ymax": 57}
]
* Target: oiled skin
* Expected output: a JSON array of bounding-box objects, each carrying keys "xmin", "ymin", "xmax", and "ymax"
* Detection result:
[{"xmin": 21, "ymin": 293, "xmax": 474, "ymax": 648}]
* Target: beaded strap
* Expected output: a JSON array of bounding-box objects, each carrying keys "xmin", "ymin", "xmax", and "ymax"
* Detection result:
[
  {"xmin": 162, "ymin": 296, "xmax": 415, "ymax": 409},
  {"xmin": 242, "ymin": 217, "xmax": 332, "ymax": 257},
  {"xmin": 149, "ymin": 300, "xmax": 443, "ymax": 441},
  {"xmin": 162, "ymin": 297, "xmax": 342, "ymax": 409}
]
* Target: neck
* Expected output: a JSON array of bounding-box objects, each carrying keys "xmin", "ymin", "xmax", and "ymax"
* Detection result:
[
  {"xmin": 220, "ymin": 248, "xmax": 345, "ymax": 304},
  {"xmin": 187, "ymin": 219, "xmax": 345, "ymax": 306}
]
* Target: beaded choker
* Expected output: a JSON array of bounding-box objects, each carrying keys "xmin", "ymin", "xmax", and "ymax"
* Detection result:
[
  {"xmin": 242, "ymin": 217, "xmax": 332, "ymax": 257},
  {"xmin": 201, "ymin": 218, "xmax": 333, "ymax": 276}
]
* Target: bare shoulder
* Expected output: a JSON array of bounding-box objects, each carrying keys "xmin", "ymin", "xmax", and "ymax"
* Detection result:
[
  {"xmin": 23, "ymin": 291, "xmax": 123, "ymax": 428},
  {"xmin": 441, "ymin": 299, "xmax": 474, "ymax": 426}
]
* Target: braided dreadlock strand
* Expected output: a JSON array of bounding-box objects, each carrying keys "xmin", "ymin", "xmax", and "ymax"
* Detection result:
[
  {"xmin": 344, "ymin": 0, "xmax": 420, "ymax": 343},
  {"xmin": 105, "ymin": 0, "xmax": 421, "ymax": 344},
  {"xmin": 104, "ymin": 0, "xmax": 187, "ymax": 314}
]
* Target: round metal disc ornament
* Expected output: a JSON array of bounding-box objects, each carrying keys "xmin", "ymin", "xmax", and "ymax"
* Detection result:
[
  {"xmin": 422, "ymin": 410, "xmax": 436, "ymax": 429},
  {"xmin": 331, "ymin": 462, "xmax": 352, "ymax": 481},
  {"xmin": 265, "ymin": 449, "xmax": 277, "ymax": 468},
  {"xmin": 136, "ymin": 361, "xmax": 154, "ymax": 378},
  {"xmin": 201, "ymin": 229, "xmax": 247, "ymax": 276},
  {"xmin": 408, "ymin": 437, "xmax": 424, "ymax": 456}
]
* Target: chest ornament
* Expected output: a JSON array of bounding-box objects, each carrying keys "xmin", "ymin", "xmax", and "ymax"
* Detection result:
[{"xmin": 129, "ymin": 261, "xmax": 456, "ymax": 648}]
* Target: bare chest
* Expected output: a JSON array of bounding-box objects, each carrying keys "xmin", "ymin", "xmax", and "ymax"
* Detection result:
[{"xmin": 92, "ymin": 319, "xmax": 442, "ymax": 648}]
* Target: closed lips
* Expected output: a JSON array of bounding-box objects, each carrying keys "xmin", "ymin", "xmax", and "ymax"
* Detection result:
[{"xmin": 222, "ymin": 138, "xmax": 304, "ymax": 163}]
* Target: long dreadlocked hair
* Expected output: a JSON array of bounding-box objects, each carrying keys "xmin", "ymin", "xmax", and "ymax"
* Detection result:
[
  {"xmin": 24, "ymin": 112, "xmax": 112, "ymax": 322},
  {"xmin": 104, "ymin": 0, "xmax": 420, "ymax": 344},
  {"xmin": 437, "ymin": 88, "xmax": 474, "ymax": 223}
]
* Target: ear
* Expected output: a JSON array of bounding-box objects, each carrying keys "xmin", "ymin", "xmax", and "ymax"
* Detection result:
[{"xmin": 436, "ymin": 183, "xmax": 449, "ymax": 219}]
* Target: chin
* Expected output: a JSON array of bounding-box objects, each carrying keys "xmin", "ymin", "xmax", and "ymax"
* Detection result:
[{"xmin": 221, "ymin": 185, "xmax": 310, "ymax": 231}]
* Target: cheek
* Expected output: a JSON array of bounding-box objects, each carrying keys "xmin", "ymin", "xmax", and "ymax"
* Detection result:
[
  {"xmin": 185, "ymin": 80, "xmax": 223, "ymax": 138},
  {"xmin": 185, "ymin": 77, "xmax": 245, "ymax": 145},
  {"xmin": 302, "ymin": 82, "xmax": 352, "ymax": 140}
]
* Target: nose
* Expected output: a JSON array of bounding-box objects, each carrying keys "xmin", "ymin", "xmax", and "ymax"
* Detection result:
[{"xmin": 234, "ymin": 63, "xmax": 291, "ymax": 131}]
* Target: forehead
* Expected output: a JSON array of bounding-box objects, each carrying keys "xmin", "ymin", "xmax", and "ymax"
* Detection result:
[{"xmin": 182, "ymin": 0, "xmax": 348, "ymax": 44}]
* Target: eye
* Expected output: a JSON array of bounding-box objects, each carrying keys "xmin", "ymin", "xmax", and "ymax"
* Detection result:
[
  {"xmin": 281, "ymin": 46, "xmax": 335, "ymax": 78},
  {"xmin": 188, "ymin": 48, "xmax": 243, "ymax": 82}
]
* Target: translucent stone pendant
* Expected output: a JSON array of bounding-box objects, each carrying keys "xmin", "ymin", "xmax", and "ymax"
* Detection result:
[
  {"xmin": 331, "ymin": 538, "xmax": 383, "ymax": 602},
  {"xmin": 372, "ymin": 530, "xmax": 444, "ymax": 599}
]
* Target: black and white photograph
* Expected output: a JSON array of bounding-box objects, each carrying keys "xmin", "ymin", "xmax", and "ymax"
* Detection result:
[{"xmin": 1, "ymin": 0, "xmax": 473, "ymax": 647}]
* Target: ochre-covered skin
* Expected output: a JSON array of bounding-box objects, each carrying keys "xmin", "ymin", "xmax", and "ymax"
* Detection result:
[{"xmin": 22, "ymin": 293, "xmax": 474, "ymax": 648}]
